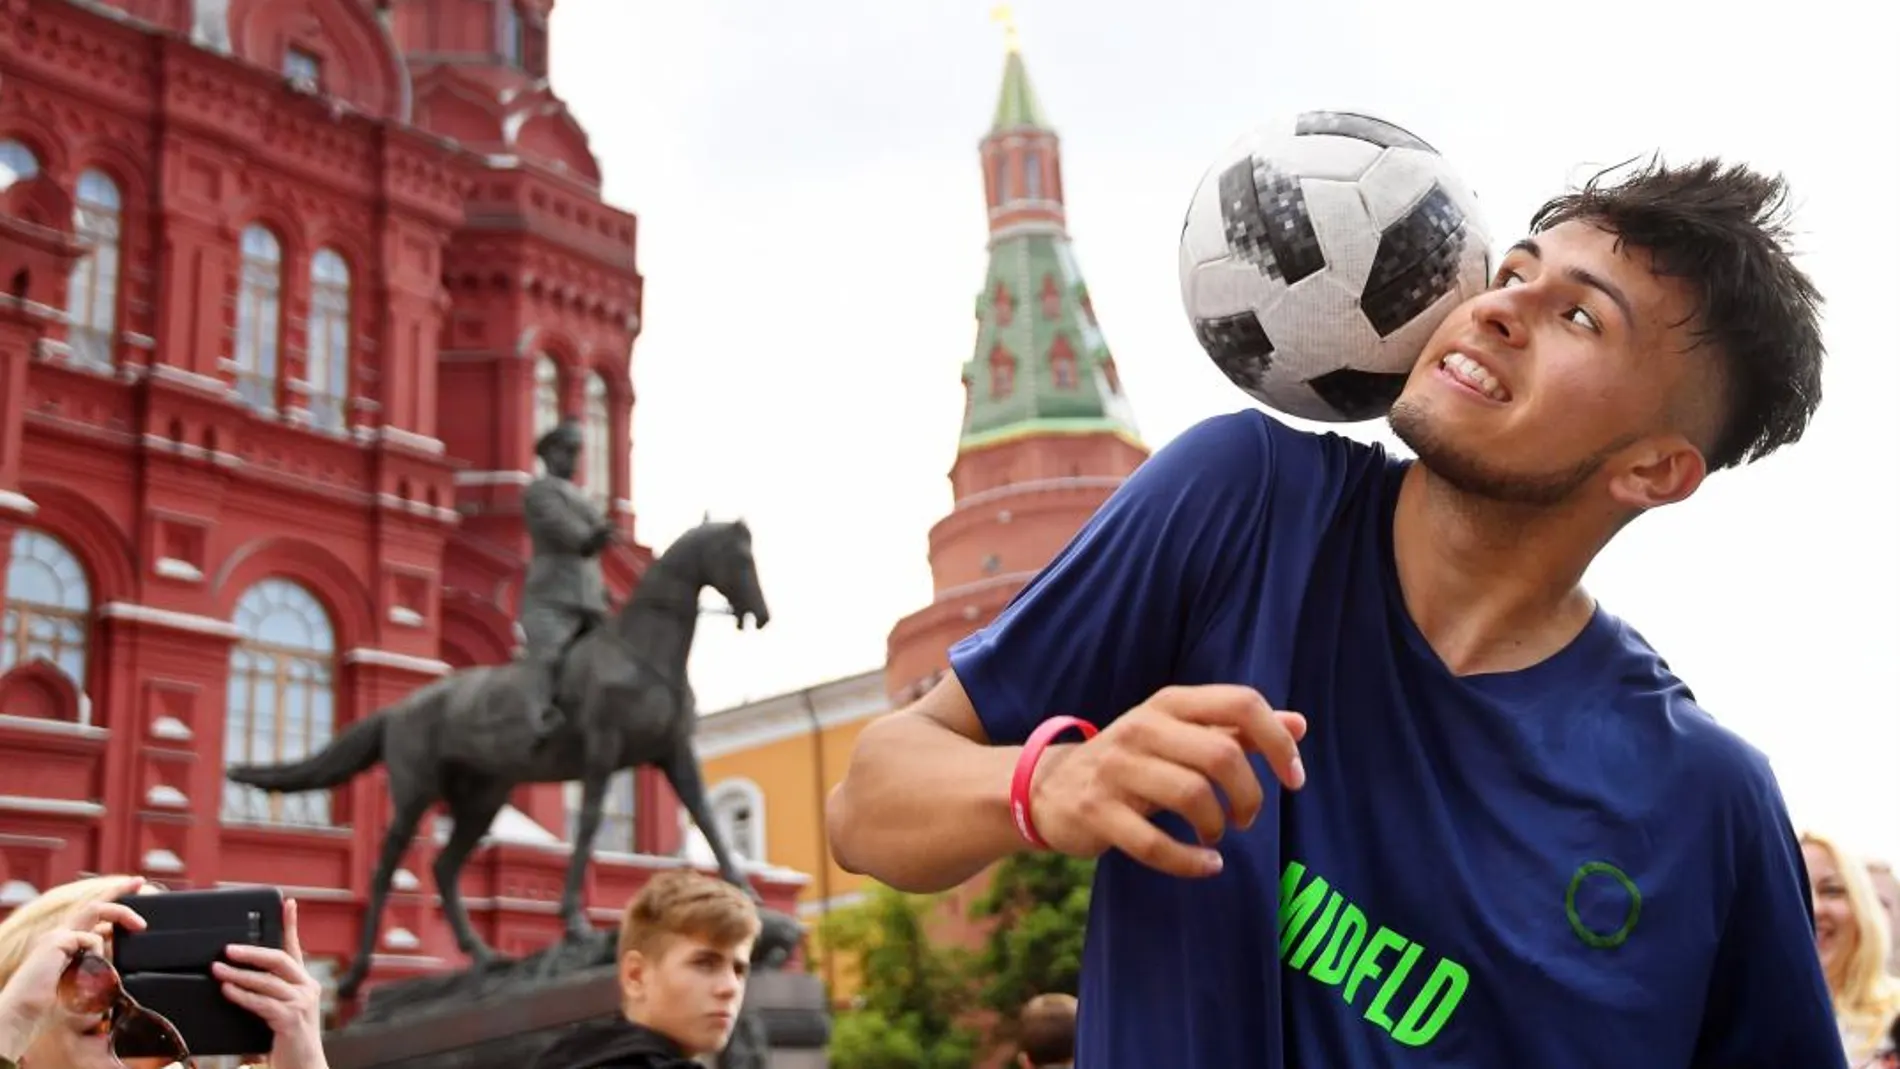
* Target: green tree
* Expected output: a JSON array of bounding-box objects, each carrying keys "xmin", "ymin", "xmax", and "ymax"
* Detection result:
[
  {"xmin": 967, "ymin": 852, "xmax": 1094, "ymax": 1024},
  {"xmin": 819, "ymin": 885, "xmax": 979, "ymax": 1069}
]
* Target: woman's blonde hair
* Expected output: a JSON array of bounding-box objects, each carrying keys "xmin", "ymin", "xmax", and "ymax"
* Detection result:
[
  {"xmin": 1801, "ymin": 832, "xmax": 1900, "ymax": 1025},
  {"xmin": 0, "ymin": 875, "xmax": 140, "ymax": 990}
]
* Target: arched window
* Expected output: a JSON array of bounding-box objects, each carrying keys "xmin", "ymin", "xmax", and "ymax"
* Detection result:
[
  {"xmin": 533, "ymin": 355, "xmax": 561, "ymax": 438},
  {"xmin": 566, "ymin": 771, "xmax": 636, "ymax": 853},
  {"xmin": 305, "ymin": 248, "xmax": 351, "ymax": 431},
  {"xmin": 582, "ymin": 371, "xmax": 612, "ymax": 507},
  {"xmin": 1, "ymin": 530, "xmax": 91, "ymax": 697},
  {"xmin": 223, "ymin": 579, "xmax": 337, "ymax": 827},
  {"xmin": 0, "ymin": 140, "xmax": 38, "ymax": 191},
  {"xmin": 708, "ymin": 780, "xmax": 766, "ymax": 862},
  {"xmin": 66, "ymin": 170, "xmax": 122, "ymax": 369},
  {"xmin": 1023, "ymin": 148, "xmax": 1043, "ymax": 200},
  {"xmin": 234, "ymin": 225, "xmax": 283, "ymax": 413}
]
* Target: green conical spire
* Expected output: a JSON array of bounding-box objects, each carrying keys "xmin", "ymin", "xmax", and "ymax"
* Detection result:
[
  {"xmin": 990, "ymin": 50, "xmax": 1048, "ymax": 132},
  {"xmin": 960, "ymin": 28, "xmax": 1139, "ymax": 452},
  {"xmin": 960, "ymin": 236, "xmax": 1140, "ymax": 452}
]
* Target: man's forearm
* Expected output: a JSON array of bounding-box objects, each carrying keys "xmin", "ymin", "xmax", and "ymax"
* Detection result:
[{"xmin": 826, "ymin": 712, "xmax": 1032, "ymax": 892}]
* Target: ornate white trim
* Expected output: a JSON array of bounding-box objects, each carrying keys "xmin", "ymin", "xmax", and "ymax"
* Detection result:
[
  {"xmin": 98, "ymin": 602, "xmax": 242, "ymax": 639},
  {"xmin": 341, "ymin": 648, "xmax": 451, "ymax": 676},
  {"xmin": 375, "ymin": 426, "xmax": 446, "ymax": 455},
  {"xmin": 453, "ymin": 470, "xmax": 533, "ymax": 487},
  {"xmin": 694, "ymin": 669, "xmax": 889, "ymax": 760},
  {"xmin": 0, "ymin": 490, "xmax": 37, "ymax": 516},
  {"xmin": 0, "ymin": 795, "xmax": 106, "ymax": 817},
  {"xmin": 0, "ymin": 714, "xmax": 107, "ymax": 740},
  {"xmin": 932, "ymin": 570, "xmax": 1038, "ymax": 605},
  {"xmin": 950, "ymin": 475, "xmax": 1125, "ymax": 513}
]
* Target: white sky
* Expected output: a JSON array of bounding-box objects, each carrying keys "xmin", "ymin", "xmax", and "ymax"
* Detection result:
[{"xmin": 548, "ymin": 0, "xmax": 1900, "ymax": 865}]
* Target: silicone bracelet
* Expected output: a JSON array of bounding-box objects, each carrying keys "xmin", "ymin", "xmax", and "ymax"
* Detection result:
[{"xmin": 1010, "ymin": 715, "xmax": 1100, "ymax": 848}]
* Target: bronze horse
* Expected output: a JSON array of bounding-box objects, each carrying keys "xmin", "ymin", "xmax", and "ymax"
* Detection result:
[{"xmin": 227, "ymin": 519, "xmax": 769, "ymax": 998}]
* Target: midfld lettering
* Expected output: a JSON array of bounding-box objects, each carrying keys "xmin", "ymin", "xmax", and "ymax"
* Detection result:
[{"xmin": 1278, "ymin": 860, "xmax": 1469, "ymax": 1047}]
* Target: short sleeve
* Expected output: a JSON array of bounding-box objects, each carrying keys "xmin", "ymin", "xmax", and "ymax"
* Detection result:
[
  {"xmin": 1690, "ymin": 756, "xmax": 1847, "ymax": 1069},
  {"xmin": 948, "ymin": 410, "xmax": 1282, "ymax": 746}
]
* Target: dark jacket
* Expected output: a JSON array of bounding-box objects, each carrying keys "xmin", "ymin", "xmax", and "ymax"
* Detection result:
[{"xmin": 528, "ymin": 1018, "xmax": 702, "ymax": 1069}]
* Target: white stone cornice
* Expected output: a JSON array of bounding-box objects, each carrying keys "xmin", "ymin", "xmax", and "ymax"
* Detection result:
[
  {"xmin": 98, "ymin": 602, "xmax": 242, "ymax": 639},
  {"xmin": 694, "ymin": 669, "xmax": 890, "ymax": 760},
  {"xmin": 342, "ymin": 648, "xmax": 451, "ymax": 676}
]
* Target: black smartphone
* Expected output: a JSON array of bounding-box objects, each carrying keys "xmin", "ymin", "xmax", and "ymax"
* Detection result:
[{"xmin": 110, "ymin": 886, "xmax": 285, "ymax": 1059}]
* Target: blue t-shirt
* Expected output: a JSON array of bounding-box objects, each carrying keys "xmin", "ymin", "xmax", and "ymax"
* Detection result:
[{"xmin": 949, "ymin": 411, "xmax": 1843, "ymax": 1068}]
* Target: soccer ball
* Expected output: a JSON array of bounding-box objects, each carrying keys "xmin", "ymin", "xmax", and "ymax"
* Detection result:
[{"xmin": 1178, "ymin": 111, "xmax": 1494, "ymax": 423}]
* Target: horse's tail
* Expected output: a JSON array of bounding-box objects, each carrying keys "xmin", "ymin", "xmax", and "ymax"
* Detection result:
[{"xmin": 226, "ymin": 708, "xmax": 390, "ymax": 793}]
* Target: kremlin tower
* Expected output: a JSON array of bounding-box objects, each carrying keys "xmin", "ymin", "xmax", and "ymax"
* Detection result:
[{"xmin": 885, "ymin": 23, "xmax": 1150, "ymax": 704}]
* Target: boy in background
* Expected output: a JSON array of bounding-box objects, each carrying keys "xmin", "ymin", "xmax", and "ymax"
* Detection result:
[{"xmin": 532, "ymin": 871, "xmax": 760, "ymax": 1069}]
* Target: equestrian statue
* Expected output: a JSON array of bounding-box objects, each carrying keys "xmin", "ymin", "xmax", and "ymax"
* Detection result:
[{"xmin": 227, "ymin": 419, "xmax": 771, "ymax": 1000}]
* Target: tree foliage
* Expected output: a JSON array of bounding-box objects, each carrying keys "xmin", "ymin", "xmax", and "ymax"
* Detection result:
[
  {"xmin": 818, "ymin": 885, "xmax": 979, "ymax": 1069},
  {"xmin": 968, "ymin": 852, "xmax": 1094, "ymax": 1023},
  {"xmin": 820, "ymin": 854, "xmax": 1096, "ymax": 1064}
]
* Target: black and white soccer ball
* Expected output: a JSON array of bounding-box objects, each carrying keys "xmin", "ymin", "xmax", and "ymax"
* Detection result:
[{"xmin": 1178, "ymin": 111, "xmax": 1494, "ymax": 423}]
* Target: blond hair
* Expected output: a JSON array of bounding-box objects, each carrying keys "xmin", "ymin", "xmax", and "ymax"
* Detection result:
[
  {"xmin": 0, "ymin": 875, "xmax": 140, "ymax": 990},
  {"xmin": 1801, "ymin": 832, "xmax": 1900, "ymax": 1048},
  {"xmin": 616, "ymin": 870, "xmax": 760, "ymax": 961}
]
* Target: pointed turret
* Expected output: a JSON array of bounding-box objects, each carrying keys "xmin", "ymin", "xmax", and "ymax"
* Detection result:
[
  {"xmin": 884, "ymin": 18, "xmax": 1150, "ymax": 706},
  {"xmin": 960, "ymin": 34, "xmax": 1140, "ymax": 467}
]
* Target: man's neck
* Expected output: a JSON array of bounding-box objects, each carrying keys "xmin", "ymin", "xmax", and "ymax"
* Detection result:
[{"xmin": 1391, "ymin": 463, "xmax": 1608, "ymax": 676}]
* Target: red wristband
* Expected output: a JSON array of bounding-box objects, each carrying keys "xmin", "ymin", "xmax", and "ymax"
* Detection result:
[{"xmin": 1010, "ymin": 715, "xmax": 1100, "ymax": 849}]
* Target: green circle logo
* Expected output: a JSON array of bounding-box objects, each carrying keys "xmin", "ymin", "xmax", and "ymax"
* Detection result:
[{"xmin": 1565, "ymin": 862, "xmax": 1641, "ymax": 949}]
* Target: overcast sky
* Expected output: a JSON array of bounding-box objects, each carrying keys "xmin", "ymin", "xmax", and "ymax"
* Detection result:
[{"xmin": 547, "ymin": 0, "xmax": 1900, "ymax": 864}]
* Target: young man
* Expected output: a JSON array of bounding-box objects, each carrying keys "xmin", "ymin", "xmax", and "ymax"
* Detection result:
[
  {"xmin": 531, "ymin": 871, "xmax": 760, "ymax": 1069},
  {"xmin": 1015, "ymin": 993, "xmax": 1078, "ymax": 1069},
  {"xmin": 827, "ymin": 158, "xmax": 1846, "ymax": 1067}
]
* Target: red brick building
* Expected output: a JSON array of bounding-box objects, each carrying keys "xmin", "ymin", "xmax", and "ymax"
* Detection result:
[{"xmin": 0, "ymin": 0, "xmax": 799, "ymax": 1002}]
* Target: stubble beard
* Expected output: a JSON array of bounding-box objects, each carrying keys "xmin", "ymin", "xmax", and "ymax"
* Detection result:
[{"xmin": 1386, "ymin": 398, "xmax": 1613, "ymax": 509}]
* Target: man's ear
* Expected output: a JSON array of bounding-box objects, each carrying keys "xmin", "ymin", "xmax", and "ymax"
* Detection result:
[{"xmin": 619, "ymin": 950, "xmax": 647, "ymax": 1002}]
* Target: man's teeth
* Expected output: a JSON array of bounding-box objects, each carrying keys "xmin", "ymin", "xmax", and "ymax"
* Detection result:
[{"xmin": 1441, "ymin": 352, "xmax": 1508, "ymax": 402}]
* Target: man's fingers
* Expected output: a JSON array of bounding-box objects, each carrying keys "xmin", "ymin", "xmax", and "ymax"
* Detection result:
[
  {"xmin": 1149, "ymin": 685, "xmax": 1307, "ymax": 791},
  {"xmin": 1129, "ymin": 719, "xmax": 1266, "ymax": 831},
  {"xmin": 1093, "ymin": 803, "xmax": 1225, "ymax": 880},
  {"xmin": 1107, "ymin": 750, "xmax": 1230, "ymax": 845}
]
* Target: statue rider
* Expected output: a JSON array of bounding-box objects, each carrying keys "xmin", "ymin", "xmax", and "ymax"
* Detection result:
[{"xmin": 518, "ymin": 417, "xmax": 614, "ymax": 739}]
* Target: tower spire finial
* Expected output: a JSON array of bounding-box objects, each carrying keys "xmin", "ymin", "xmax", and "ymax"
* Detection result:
[{"xmin": 989, "ymin": 3, "xmax": 1020, "ymax": 54}]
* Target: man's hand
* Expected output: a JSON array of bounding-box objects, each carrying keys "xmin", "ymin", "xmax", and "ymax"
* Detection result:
[{"xmin": 1027, "ymin": 684, "xmax": 1307, "ymax": 878}]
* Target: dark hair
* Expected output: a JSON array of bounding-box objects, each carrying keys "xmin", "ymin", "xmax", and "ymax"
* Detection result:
[
  {"xmin": 1527, "ymin": 156, "xmax": 1824, "ymax": 472},
  {"xmin": 1018, "ymin": 992, "xmax": 1077, "ymax": 1067}
]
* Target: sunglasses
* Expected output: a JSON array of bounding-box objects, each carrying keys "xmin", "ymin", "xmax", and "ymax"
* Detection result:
[{"xmin": 58, "ymin": 950, "xmax": 195, "ymax": 1068}]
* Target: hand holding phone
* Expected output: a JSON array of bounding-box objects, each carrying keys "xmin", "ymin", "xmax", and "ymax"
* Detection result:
[
  {"xmin": 209, "ymin": 899, "xmax": 325, "ymax": 1069},
  {"xmin": 111, "ymin": 887, "xmax": 328, "ymax": 1069}
]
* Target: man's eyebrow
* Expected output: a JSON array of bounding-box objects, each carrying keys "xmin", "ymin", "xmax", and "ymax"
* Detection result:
[{"xmin": 1505, "ymin": 238, "xmax": 1635, "ymax": 326}]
